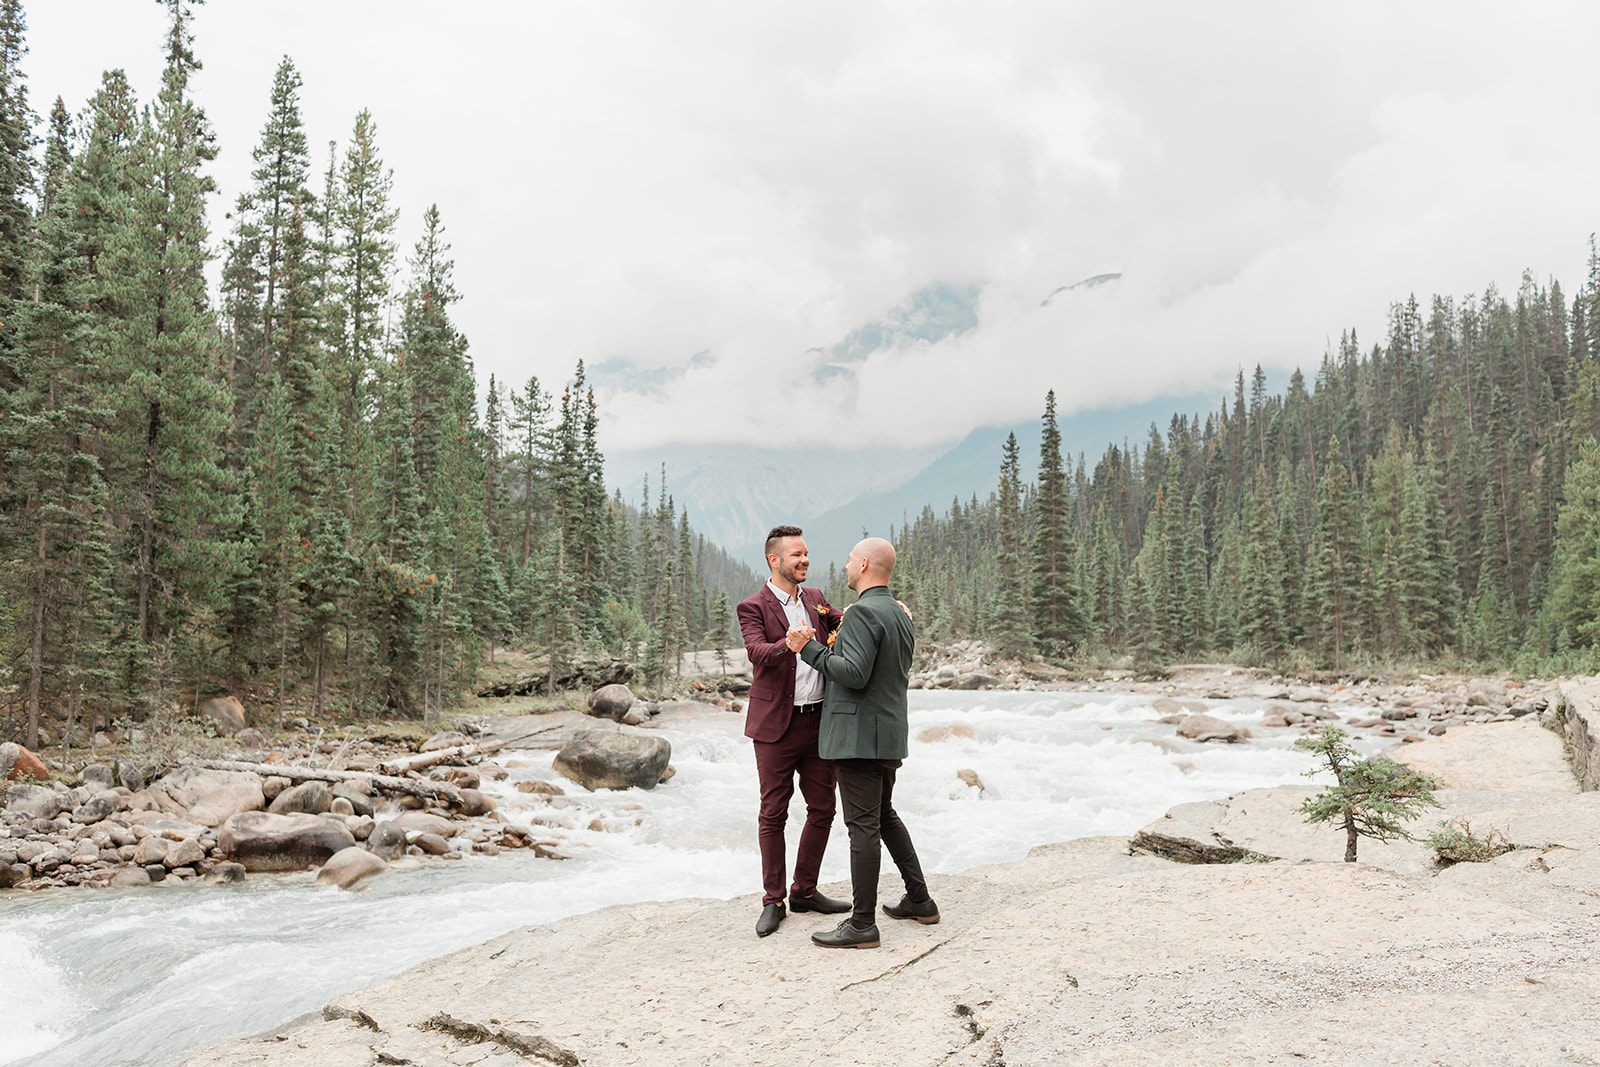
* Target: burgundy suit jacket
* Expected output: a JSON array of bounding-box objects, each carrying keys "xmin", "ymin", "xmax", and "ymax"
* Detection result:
[{"xmin": 736, "ymin": 584, "xmax": 841, "ymax": 743}]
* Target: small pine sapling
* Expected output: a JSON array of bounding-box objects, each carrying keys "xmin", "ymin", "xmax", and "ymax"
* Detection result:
[{"xmin": 1296, "ymin": 726, "xmax": 1441, "ymax": 862}]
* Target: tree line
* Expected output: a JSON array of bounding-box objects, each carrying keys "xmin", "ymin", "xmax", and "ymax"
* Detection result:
[
  {"xmin": 870, "ymin": 259, "xmax": 1600, "ymax": 675},
  {"xmin": 0, "ymin": 1, "xmax": 756, "ymax": 749}
]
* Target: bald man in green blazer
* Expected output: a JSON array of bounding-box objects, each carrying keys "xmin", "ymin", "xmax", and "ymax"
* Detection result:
[{"xmin": 786, "ymin": 536, "xmax": 939, "ymax": 948}]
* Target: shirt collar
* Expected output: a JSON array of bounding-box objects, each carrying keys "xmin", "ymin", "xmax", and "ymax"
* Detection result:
[{"xmin": 766, "ymin": 580, "xmax": 802, "ymax": 606}]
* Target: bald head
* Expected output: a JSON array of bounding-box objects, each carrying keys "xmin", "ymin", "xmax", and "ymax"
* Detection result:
[{"xmin": 846, "ymin": 537, "xmax": 896, "ymax": 592}]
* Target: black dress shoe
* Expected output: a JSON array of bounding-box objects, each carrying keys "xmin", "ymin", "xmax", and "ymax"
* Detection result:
[
  {"xmin": 789, "ymin": 889, "xmax": 850, "ymax": 914},
  {"xmin": 756, "ymin": 902, "xmax": 785, "ymax": 938},
  {"xmin": 882, "ymin": 894, "xmax": 940, "ymax": 924},
  {"xmin": 811, "ymin": 919, "xmax": 880, "ymax": 949}
]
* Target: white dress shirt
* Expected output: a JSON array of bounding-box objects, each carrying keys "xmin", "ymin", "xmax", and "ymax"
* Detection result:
[{"xmin": 767, "ymin": 580, "xmax": 825, "ymax": 706}]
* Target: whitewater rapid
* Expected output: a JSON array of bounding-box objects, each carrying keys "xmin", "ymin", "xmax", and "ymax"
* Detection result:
[{"xmin": 1, "ymin": 689, "xmax": 1363, "ymax": 1067}]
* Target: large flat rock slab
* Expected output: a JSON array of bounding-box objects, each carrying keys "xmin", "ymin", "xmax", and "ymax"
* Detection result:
[
  {"xmin": 1394, "ymin": 718, "xmax": 1579, "ymax": 792},
  {"xmin": 180, "ymin": 828, "xmax": 1600, "ymax": 1067}
]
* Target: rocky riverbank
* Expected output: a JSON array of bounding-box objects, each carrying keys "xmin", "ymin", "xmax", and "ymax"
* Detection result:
[
  {"xmin": 174, "ymin": 683, "xmax": 1600, "ymax": 1067},
  {"xmin": 0, "ymin": 687, "xmax": 708, "ymax": 893}
]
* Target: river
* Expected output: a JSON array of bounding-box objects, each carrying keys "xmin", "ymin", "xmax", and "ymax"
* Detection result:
[{"xmin": 1, "ymin": 689, "xmax": 1366, "ymax": 1067}]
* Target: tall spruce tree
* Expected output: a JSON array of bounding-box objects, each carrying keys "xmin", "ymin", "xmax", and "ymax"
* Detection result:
[{"xmin": 1032, "ymin": 390, "xmax": 1083, "ymax": 656}]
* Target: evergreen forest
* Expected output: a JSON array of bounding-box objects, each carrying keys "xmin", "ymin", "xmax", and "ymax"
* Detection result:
[
  {"xmin": 0, "ymin": 1, "xmax": 757, "ymax": 748},
  {"xmin": 862, "ymin": 272, "xmax": 1600, "ymax": 677}
]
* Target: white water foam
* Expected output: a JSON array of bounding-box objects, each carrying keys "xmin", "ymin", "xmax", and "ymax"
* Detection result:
[{"xmin": 0, "ymin": 689, "xmax": 1357, "ymax": 1067}]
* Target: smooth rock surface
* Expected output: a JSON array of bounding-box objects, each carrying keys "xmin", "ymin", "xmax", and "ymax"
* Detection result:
[
  {"xmin": 552, "ymin": 731, "xmax": 671, "ymax": 791},
  {"xmin": 218, "ymin": 812, "xmax": 356, "ymax": 872},
  {"xmin": 1395, "ymin": 718, "xmax": 1578, "ymax": 792},
  {"xmin": 152, "ymin": 767, "xmax": 266, "ymax": 827},
  {"xmin": 314, "ymin": 847, "xmax": 388, "ymax": 890},
  {"xmin": 197, "ymin": 695, "xmax": 248, "ymax": 735}
]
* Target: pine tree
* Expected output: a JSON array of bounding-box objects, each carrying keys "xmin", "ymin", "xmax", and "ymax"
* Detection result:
[
  {"xmin": 1032, "ymin": 390, "xmax": 1084, "ymax": 656},
  {"xmin": 102, "ymin": 0, "xmax": 239, "ymax": 692},
  {"xmin": 1544, "ymin": 436, "xmax": 1600, "ymax": 648},
  {"xmin": 990, "ymin": 432, "xmax": 1033, "ymax": 656},
  {"xmin": 1306, "ymin": 437, "xmax": 1360, "ymax": 668}
]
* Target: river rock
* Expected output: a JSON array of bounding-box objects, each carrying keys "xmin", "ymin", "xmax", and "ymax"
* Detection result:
[
  {"xmin": 206, "ymin": 861, "xmax": 246, "ymax": 884},
  {"xmin": 951, "ymin": 672, "xmax": 999, "ymax": 690},
  {"xmin": 80, "ymin": 764, "xmax": 115, "ymax": 790},
  {"xmin": 0, "ymin": 862, "xmax": 28, "ymax": 887},
  {"xmin": 315, "ymin": 846, "xmax": 388, "ymax": 890},
  {"xmin": 3, "ymin": 744, "xmax": 49, "ymax": 782},
  {"xmin": 268, "ymin": 781, "xmax": 333, "ymax": 816},
  {"xmin": 0, "ymin": 742, "xmax": 14, "ymax": 780},
  {"xmin": 197, "ymin": 695, "xmax": 248, "ymax": 736},
  {"xmin": 109, "ymin": 867, "xmax": 151, "ymax": 887},
  {"xmin": 393, "ymin": 811, "xmax": 457, "ymax": 837},
  {"xmin": 586, "ymin": 683, "xmax": 638, "ymax": 722},
  {"xmin": 918, "ymin": 724, "xmax": 976, "ymax": 743},
  {"xmin": 164, "ymin": 837, "xmax": 206, "ymax": 868},
  {"xmin": 152, "ymin": 767, "xmax": 265, "ymax": 827},
  {"xmin": 217, "ymin": 812, "xmax": 356, "ymax": 872},
  {"xmin": 329, "ymin": 797, "xmax": 355, "ymax": 816},
  {"xmin": 516, "ymin": 779, "xmax": 563, "ymax": 796},
  {"xmin": 330, "ymin": 784, "xmax": 373, "ymax": 817},
  {"xmin": 368, "ymin": 820, "xmax": 408, "ymax": 861},
  {"xmin": 345, "ymin": 814, "xmax": 374, "ymax": 841},
  {"xmin": 115, "ymin": 759, "xmax": 145, "ymax": 792},
  {"xmin": 6, "ymin": 782, "xmax": 68, "ymax": 819},
  {"xmin": 420, "ymin": 731, "xmax": 471, "ymax": 753},
  {"xmin": 553, "ymin": 731, "xmax": 671, "ymax": 792},
  {"xmin": 456, "ymin": 789, "xmax": 495, "ymax": 817},
  {"xmin": 71, "ymin": 791, "xmax": 123, "ymax": 824},
  {"xmin": 1174, "ymin": 714, "xmax": 1245, "ymax": 743},
  {"xmin": 413, "ymin": 832, "xmax": 451, "ymax": 855},
  {"xmin": 135, "ymin": 835, "xmax": 172, "ymax": 865},
  {"xmin": 261, "ymin": 775, "xmax": 290, "ymax": 801},
  {"xmin": 236, "ymin": 728, "xmax": 267, "ymax": 749},
  {"xmin": 956, "ymin": 769, "xmax": 986, "ymax": 791}
]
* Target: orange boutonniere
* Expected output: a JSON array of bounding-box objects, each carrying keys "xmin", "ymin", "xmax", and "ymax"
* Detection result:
[
  {"xmin": 826, "ymin": 630, "xmax": 838, "ymax": 647},
  {"xmin": 817, "ymin": 604, "xmax": 830, "ymax": 616}
]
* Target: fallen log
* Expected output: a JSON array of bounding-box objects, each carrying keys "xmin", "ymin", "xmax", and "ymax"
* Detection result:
[
  {"xmin": 377, "ymin": 727, "xmax": 563, "ymax": 777},
  {"xmin": 181, "ymin": 758, "xmax": 464, "ymax": 806}
]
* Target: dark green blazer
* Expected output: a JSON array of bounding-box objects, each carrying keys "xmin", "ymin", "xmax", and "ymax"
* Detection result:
[{"xmin": 800, "ymin": 586, "xmax": 915, "ymax": 760}]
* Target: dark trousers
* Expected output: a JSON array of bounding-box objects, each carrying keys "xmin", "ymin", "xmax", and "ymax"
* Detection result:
[
  {"xmin": 834, "ymin": 758, "xmax": 930, "ymax": 928},
  {"xmin": 752, "ymin": 709, "xmax": 836, "ymax": 906}
]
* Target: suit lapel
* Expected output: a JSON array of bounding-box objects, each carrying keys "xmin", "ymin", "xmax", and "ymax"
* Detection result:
[{"xmin": 760, "ymin": 585, "xmax": 788, "ymax": 640}]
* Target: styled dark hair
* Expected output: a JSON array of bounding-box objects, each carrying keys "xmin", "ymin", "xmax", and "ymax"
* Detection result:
[{"xmin": 764, "ymin": 525, "xmax": 804, "ymax": 560}]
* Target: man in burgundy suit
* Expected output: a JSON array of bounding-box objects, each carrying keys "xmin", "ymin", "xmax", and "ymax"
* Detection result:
[{"xmin": 736, "ymin": 524, "xmax": 852, "ymax": 937}]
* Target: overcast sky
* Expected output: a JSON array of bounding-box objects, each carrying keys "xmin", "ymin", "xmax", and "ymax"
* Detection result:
[{"xmin": 26, "ymin": 2, "xmax": 1600, "ymax": 453}]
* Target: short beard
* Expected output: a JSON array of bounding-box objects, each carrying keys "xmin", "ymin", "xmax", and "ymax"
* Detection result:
[{"xmin": 777, "ymin": 561, "xmax": 805, "ymax": 587}]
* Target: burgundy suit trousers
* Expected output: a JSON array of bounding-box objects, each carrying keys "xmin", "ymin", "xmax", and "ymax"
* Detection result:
[{"xmin": 753, "ymin": 707, "xmax": 836, "ymax": 905}]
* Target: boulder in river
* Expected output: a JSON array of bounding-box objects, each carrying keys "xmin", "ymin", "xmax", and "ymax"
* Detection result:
[
  {"xmin": 392, "ymin": 811, "xmax": 457, "ymax": 837},
  {"xmin": 1174, "ymin": 713, "xmax": 1246, "ymax": 743},
  {"xmin": 330, "ymin": 784, "xmax": 374, "ymax": 817},
  {"xmin": 109, "ymin": 867, "xmax": 152, "ymax": 888},
  {"xmin": 151, "ymin": 766, "xmax": 265, "ymax": 827},
  {"xmin": 586, "ymin": 683, "xmax": 637, "ymax": 722},
  {"xmin": 217, "ymin": 811, "xmax": 356, "ymax": 872},
  {"xmin": 918, "ymin": 724, "xmax": 976, "ymax": 743},
  {"xmin": 197, "ymin": 696, "xmax": 248, "ymax": 736},
  {"xmin": 267, "ymin": 781, "xmax": 333, "ymax": 816},
  {"xmin": 315, "ymin": 846, "xmax": 388, "ymax": 890},
  {"xmin": 367, "ymin": 820, "xmax": 408, "ymax": 861},
  {"xmin": 553, "ymin": 731, "xmax": 672, "ymax": 791},
  {"xmin": 455, "ymin": 788, "xmax": 495, "ymax": 817}
]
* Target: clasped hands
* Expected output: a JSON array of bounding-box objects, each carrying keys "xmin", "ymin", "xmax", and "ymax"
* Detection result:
[{"xmin": 785, "ymin": 623, "xmax": 815, "ymax": 652}]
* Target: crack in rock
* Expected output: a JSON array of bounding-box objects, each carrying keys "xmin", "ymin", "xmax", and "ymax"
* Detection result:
[{"xmin": 838, "ymin": 937, "xmax": 953, "ymax": 992}]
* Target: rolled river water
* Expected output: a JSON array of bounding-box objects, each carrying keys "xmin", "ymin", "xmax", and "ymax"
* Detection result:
[{"xmin": 1, "ymin": 689, "xmax": 1378, "ymax": 1067}]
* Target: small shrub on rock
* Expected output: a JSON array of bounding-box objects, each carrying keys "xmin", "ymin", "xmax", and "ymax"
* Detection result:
[{"xmin": 1425, "ymin": 819, "xmax": 1517, "ymax": 866}]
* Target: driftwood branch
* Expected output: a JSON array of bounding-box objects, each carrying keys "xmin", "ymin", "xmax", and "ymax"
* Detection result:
[
  {"xmin": 376, "ymin": 727, "xmax": 563, "ymax": 777},
  {"xmin": 182, "ymin": 758, "xmax": 464, "ymax": 806}
]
